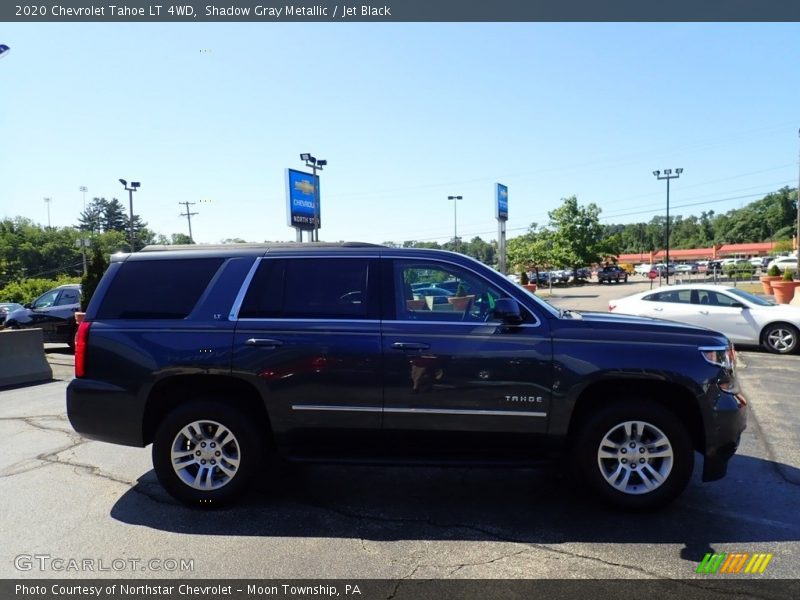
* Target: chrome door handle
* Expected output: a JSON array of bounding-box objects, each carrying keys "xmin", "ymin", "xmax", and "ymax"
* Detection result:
[
  {"xmin": 653, "ymin": 308, "xmax": 663, "ymax": 312},
  {"xmin": 246, "ymin": 338, "xmax": 283, "ymax": 347},
  {"xmin": 391, "ymin": 342, "xmax": 430, "ymax": 350},
  {"xmin": 699, "ymin": 310, "xmax": 709, "ymax": 315}
]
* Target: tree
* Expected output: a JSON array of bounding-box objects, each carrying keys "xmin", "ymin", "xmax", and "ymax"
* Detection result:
[
  {"xmin": 507, "ymin": 223, "xmax": 554, "ymax": 278},
  {"xmin": 170, "ymin": 233, "xmax": 193, "ymax": 245},
  {"xmin": 547, "ymin": 197, "xmax": 612, "ymax": 275},
  {"xmin": 80, "ymin": 245, "xmax": 109, "ymax": 312}
]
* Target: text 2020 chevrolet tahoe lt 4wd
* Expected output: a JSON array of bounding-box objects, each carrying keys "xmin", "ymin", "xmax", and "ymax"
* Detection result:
[{"xmin": 67, "ymin": 243, "xmax": 746, "ymax": 509}]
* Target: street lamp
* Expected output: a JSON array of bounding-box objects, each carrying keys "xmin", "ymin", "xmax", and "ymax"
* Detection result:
[
  {"xmin": 119, "ymin": 179, "xmax": 141, "ymax": 252},
  {"xmin": 447, "ymin": 195, "xmax": 463, "ymax": 253},
  {"xmin": 79, "ymin": 186, "xmax": 88, "ymax": 275},
  {"xmin": 300, "ymin": 153, "xmax": 326, "ymax": 242},
  {"xmin": 653, "ymin": 169, "xmax": 683, "ymax": 284},
  {"xmin": 43, "ymin": 197, "xmax": 52, "ymax": 229}
]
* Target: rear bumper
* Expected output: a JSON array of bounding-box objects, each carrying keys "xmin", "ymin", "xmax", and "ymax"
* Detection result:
[
  {"xmin": 66, "ymin": 378, "xmax": 146, "ymax": 447},
  {"xmin": 702, "ymin": 390, "xmax": 747, "ymax": 482}
]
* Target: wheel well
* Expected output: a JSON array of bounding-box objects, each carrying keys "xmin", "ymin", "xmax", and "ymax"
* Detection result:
[
  {"xmin": 567, "ymin": 380, "xmax": 705, "ymax": 453},
  {"xmin": 142, "ymin": 375, "xmax": 270, "ymax": 446}
]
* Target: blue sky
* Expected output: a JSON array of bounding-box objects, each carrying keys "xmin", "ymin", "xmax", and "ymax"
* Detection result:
[{"xmin": 1, "ymin": 23, "xmax": 799, "ymax": 245}]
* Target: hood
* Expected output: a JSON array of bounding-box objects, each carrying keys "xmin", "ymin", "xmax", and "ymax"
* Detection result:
[{"xmin": 554, "ymin": 309, "xmax": 730, "ymax": 346}]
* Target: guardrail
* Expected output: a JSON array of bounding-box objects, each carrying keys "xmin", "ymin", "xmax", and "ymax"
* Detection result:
[{"xmin": 0, "ymin": 328, "xmax": 53, "ymax": 388}]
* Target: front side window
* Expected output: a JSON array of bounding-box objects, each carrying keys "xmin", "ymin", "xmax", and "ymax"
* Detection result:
[
  {"xmin": 240, "ymin": 258, "xmax": 374, "ymax": 320},
  {"xmin": 33, "ymin": 290, "xmax": 59, "ymax": 309},
  {"xmin": 394, "ymin": 261, "xmax": 511, "ymax": 322}
]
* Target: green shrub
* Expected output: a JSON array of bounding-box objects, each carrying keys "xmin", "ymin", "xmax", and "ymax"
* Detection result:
[
  {"xmin": 723, "ymin": 263, "xmax": 754, "ymax": 280},
  {"xmin": 767, "ymin": 265, "xmax": 781, "ymax": 277},
  {"xmin": 81, "ymin": 246, "xmax": 109, "ymax": 311},
  {"xmin": 783, "ymin": 268, "xmax": 794, "ymax": 282},
  {"xmin": 0, "ymin": 275, "xmax": 80, "ymax": 305},
  {"xmin": 454, "ymin": 282, "xmax": 467, "ymax": 297},
  {"xmin": 520, "ymin": 271, "xmax": 529, "ymax": 285}
]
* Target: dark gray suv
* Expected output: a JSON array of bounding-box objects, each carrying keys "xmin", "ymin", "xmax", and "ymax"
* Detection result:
[{"xmin": 67, "ymin": 244, "xmax": 746, "ymax": 509}]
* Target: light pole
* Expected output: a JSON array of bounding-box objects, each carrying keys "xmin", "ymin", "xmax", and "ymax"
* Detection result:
[
  {"xmin": 78, "ymin": 186, "xmax": 88, "ymax": 275},
  {"xmin": 119, "ymin": 179, "xmax": 140, "ymax": 252},
  {"xmin": 43, "ymin": 197, "xmax": 52, "ymax": 229},
  {"xmin": 653, "ymin": 169, "xmax": 683, "ymax": 285},
  {"xmin": 796, "ymin": 129, "xmax": 800, "ymax": 276},
  {"xmin": 447, "ymin": 195, "xmax": 463, "ymax": 253},
  {"xmin": 300, "ymin": 153, "xmax": 326, "ymax": 242}
]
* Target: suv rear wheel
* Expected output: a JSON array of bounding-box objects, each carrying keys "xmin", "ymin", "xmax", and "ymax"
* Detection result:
[
  {"xmin": 152, "ymin": 400, "xmax": 263, "ymax": 507},
  {"xmin": 573, "ymin": 400, "xmax": 693, "ymax": 509}
]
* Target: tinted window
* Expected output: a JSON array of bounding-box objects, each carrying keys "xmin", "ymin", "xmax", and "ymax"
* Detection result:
[
  {"xmin": 96, "ymin": 258, "xmax": 224, "ymax": 319},
  {"xmin": 240, "ymin": 258, "xmax": 374, "ymax": 320},
  {"xmin": 56, "ymin": 289, "xmax": 80, "ymax": 306}
]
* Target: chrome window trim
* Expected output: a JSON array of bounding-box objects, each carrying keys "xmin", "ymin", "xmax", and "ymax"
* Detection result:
[{"xmin": 229, "ymin": 258, "xmax": 263, "ymax": 321}]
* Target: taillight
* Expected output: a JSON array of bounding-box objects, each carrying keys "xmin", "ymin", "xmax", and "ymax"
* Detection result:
[{"xmin": 75, "ymin": 321, "xmax": 91, "ymax": 378}]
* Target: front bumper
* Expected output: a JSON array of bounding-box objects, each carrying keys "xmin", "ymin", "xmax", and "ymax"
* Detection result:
[{"xmin": 702, "ymin": 390, "xmax": 747, "ymax": 482}]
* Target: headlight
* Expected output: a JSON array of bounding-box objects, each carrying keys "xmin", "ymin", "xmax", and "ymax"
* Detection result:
[{"xmin": 699, "ymin": 344, "xmax": 736, "ymax": 371}]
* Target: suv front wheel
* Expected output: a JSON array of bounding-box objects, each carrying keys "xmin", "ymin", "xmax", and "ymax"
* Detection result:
[
  {"xmin": 573, "ymin": 400, "xmax": 693, "ymax": 509},
  {"xmin": 152, "ymin": 400, "xmax": 263, "ymax": 507}
]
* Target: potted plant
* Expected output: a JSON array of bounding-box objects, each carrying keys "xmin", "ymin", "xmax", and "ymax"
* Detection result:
[
  {"xmin": 771, "ymin": 269, "xmax": 798, "ymax": 304},
  {"xmin": 759, "ymin": 264, "xmax": 782, "ymax": 295},
  {"xmin": 447, "ymin": 282, "xmax": 475, "ymax": 311}
]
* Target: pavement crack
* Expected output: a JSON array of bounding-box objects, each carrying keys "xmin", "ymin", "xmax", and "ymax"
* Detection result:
[{"xmin": 295, "ymin": 500, "xmax": 664, "ymax": 578}]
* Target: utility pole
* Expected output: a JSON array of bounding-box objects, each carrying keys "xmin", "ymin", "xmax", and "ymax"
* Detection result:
[
  {"xmin": 796, "ymin": 129, "xmax": 800, "ymax": 275},
  {"xmin": 79, "ymin": 186, "xmax": 88, "ymax": 276},
  {"xmin": 179, "ymin": 201, "xmax": 199, "ymax": 243}
]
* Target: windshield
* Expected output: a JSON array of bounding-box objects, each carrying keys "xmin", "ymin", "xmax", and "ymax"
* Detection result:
[{"xmin": 725, "ymin": 287, "xmax": 774, "ymax": 307}]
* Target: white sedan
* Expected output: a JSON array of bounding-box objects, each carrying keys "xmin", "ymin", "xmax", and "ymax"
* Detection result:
[{"xmin": 608, "ymin": 284, "xmax": 799, "ymax": 354}]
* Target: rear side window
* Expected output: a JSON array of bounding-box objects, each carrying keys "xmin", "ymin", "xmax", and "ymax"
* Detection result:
[
  {"xmin": 239, "ymin": 258, "xmax": 375, "ymax": 319},
  {"xmin": 96, "ymin": 258, "xmax": 224, "ymax": 319}
]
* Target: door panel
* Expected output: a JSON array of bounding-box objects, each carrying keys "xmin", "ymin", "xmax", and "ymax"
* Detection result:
[
  {"xmin": 231, "ymin": 257, "xmax": 383, "ymax": 455},
  {"xmin": 381, "ymin": 259, "xmax": 553, "ymax": 458}
]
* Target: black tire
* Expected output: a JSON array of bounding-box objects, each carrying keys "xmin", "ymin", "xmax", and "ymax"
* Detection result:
[
  {"xmin": 572, "ymin": 400, "xmax": 694, "ymax": 510},
  {"xmin": 761, "ymin": 322, "xmax": 799, "ymax": 355},
  {"xmin": 152, "ymin": 400, "xmax": 264, "ymax": 508}
]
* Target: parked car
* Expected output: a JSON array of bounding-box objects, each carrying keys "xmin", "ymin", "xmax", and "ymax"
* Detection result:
[
  {"xmin": 597, "ymin": 265, "xmax": 628, "ymax": 284},
  {"xmin": 634, "ymin": 263, "xmax": 655, "ymax": 276},
  {"xmin": 0, "ymin": 302, "xmax": 24, "ymax": 326},
  {"xmin": 609, "ymin": 283, "xmax": 800, "ymax": 354},
  {"xmin": 767, "ymin": 256, "xmax": 799, "ymax": 274},
  {"xmin": 675, "ymin": 263, "xmax": 699, "ymax": 275},
  {"xmin": 67, "ymin": 244, "xmax": 746, "ymax": 510},
  {"xmin": 3, "ymin": 284, "xmax": 81, "ymax": 348}
]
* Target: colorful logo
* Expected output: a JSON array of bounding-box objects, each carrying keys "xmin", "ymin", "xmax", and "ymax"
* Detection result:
[{"xmin": 696, "ymin": 552, "xmax": 773, "ymax": 574}]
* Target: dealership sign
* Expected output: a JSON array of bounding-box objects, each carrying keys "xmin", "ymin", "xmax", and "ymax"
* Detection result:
[
  {"xmin": 496, "ymin": 183, "xmax": 508, "ymax": 221},
  {"xmin": 286, "ymin": 168, "xmax": 320, "ymax": 231}
]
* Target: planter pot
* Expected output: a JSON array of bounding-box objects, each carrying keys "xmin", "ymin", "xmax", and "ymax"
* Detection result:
[
  {"xmin": 447, "ymin": 295, "xmax": 475, "ymax": 311},
  {"xmin": 405, "ymin": 299, "xmax": 426, "ymax": 311},
  {"xmin": 759, "ymin": 275, "xmax": 782, "ymax": 295},
  {"xmin": 770, "ymin": 281, "xmax": 799, "ymax": 304},
  {"xmin": 74, "ymin": 311, "xmax": 86, "ymax": 324},
  {"xmin": 522, "ymin": 283, "xmax": 538, "ymax": 293}
]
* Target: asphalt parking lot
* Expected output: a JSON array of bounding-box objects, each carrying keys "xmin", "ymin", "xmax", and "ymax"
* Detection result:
[{"xmin": 0, "ymin": 281, "xmax": 798, "ymax": 584}]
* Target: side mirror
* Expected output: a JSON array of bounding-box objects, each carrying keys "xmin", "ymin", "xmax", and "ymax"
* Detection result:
[
  {"xmin": 23, "ymin": 303, "xmax": 31, "ymax": 309},
  {"xmin": 491, "ymin": 298, "xmax": 523, "ymax": 324}
]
